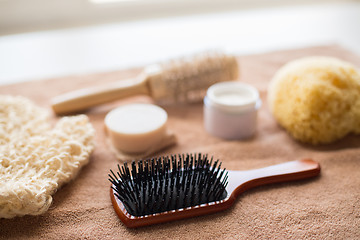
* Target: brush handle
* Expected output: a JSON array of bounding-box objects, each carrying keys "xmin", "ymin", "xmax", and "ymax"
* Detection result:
[
  {"xmin": 110, "ymin": 159, "xmax": 320, "ymax": 228},
  {"xmin": 51, "ymin": 77, "xmax": 149, "ymax": 115},
  {"xmin": 227, "ymin": 159, "xmax": 320, "ymax": 201}
]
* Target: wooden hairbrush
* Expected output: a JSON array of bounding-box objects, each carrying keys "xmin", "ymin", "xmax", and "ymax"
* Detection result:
[
  {"xmin": 108, "ymin": 153, "xmax": 320, "ymax": 228},
  {"xmin": 52, "ymin": 52, "xmax": 239, "ymax": 115}
]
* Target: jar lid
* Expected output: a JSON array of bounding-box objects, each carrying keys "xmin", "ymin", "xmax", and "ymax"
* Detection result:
[{"xmin": 206, "ymin": 82, "xmax": 260, "ymax": 113}]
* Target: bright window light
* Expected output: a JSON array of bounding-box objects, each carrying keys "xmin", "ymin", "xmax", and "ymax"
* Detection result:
[{"xmin": 90, "ymin": 0, "xmax": 139, "ymax": 3}]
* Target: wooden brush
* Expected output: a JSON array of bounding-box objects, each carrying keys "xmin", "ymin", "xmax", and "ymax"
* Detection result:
[
  {"xmin": 51, "ymin": 52, "xmax": 239, "ymax": 115},
  {"xmin": 108, "ymin": 153, "xmax": 320, "ymax": 228}
]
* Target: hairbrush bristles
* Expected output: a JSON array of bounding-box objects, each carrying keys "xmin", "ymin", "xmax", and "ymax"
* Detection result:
[
  {"xmin": 108, "ymin": 153, "xmax": 228, "ymax": 217},
  {"xmin": 52, "ymin": 51, "xmax": 238, "ymax": 115},
  {"xmin": 150, "ymin": 52, "xmax": 239, "ymax": 104}
]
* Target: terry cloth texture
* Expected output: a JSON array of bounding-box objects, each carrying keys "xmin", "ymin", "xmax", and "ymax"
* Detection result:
[{"xmin": 0, "ymin": 45, "xmax": 359, "ymax": 239}]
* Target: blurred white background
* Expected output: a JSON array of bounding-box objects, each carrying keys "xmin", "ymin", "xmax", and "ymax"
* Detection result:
[{"xmin": 0, "ymin": 0, "xmax": 359, "ymax": 85}]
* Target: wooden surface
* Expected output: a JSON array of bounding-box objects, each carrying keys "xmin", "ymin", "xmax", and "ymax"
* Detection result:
[{"xmin": 1, "ymin": 45, "xmax": 360, "ymax": 239}]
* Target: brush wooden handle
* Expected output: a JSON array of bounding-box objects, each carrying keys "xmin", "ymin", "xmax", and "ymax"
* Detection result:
[
  {"xmin": 110, "ymin": 159, "xmax": 320, "ymax": 228},
  {"xmin": 226, "ymin": 159, "xmax": 321, "ymax": 200},
  {"xmin": 51, "ymin": 77, "xmax": 149, "ymax": 115}
]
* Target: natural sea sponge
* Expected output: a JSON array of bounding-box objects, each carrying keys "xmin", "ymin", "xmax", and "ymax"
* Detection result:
[
  {"xmin": 268, "ymin": 56, "xmax": 360, "ymax": 145},
  {"xmin": 0, "ymin": 95, "xmax": 95, "ymax": 218}
]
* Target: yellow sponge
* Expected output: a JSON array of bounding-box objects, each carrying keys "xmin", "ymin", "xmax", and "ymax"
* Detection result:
[{"xmin": 268, "ymin": 56, "xmax": 360, "ymax": 145}]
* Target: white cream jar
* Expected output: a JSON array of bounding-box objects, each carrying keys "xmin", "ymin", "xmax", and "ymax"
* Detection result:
[{"xmin": 204, "ymin": 82, "xmax": 261, "ymax": 139}]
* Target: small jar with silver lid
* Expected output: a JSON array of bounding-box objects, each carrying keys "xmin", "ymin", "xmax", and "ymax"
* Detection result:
[{"xmin": 204, "ymin": 81, "xmax": 261, "ymax": 140}]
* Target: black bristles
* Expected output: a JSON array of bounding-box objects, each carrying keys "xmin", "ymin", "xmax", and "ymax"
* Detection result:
[{"xmin": 108, "ymin": 153, "xmax": 228, "ymax": 217}]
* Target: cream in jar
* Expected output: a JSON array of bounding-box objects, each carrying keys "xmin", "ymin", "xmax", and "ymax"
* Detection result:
[{"xmin": 204, "ymin": 81, "xmax": 261, "ymax": 139}]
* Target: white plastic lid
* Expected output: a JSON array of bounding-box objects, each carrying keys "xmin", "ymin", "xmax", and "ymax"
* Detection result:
[{"xmin": 206, "ymin": 82, "xmax": 260, "ymax": 113}]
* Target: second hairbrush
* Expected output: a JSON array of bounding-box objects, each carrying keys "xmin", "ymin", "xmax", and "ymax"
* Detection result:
[
  {"xmin": 108, "ymin": 154, "xmax": 320, "ymax": 228},
  {"xmin": 52, "ymin": 52, "xmax": 239, "ymax": 115}
]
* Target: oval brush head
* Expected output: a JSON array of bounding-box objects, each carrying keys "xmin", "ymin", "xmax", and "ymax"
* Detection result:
[
  {"xmin": 108, "ymin": 154, "xmax": 228, "ymax": 217},
  {"xmin": 109, "ymin": 154, "xmax": 320, "ymax": 228}
]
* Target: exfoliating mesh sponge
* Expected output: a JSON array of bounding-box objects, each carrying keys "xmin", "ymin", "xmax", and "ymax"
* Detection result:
[
  {"xmin": 0, "ymin": 95, "xmax": 95, "ymax": 218},
  {"xmin": 268, "ymin": 56, "xmax": 360, "ymax": 145}
]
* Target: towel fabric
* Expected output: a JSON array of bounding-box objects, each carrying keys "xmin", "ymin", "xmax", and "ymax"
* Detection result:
[{"xmin": 0, "ymin": 45, "xmax": 359, "ymax": 239}]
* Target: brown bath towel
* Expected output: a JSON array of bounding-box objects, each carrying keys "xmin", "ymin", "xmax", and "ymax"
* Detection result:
[{"xmin": 0, "ymin": 45, "xmax": 359, "ymax": 239}]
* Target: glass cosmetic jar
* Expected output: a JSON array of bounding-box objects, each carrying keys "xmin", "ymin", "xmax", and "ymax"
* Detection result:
[{"xmin": 204, "ymin": 81, "xmax": 261, "ymax": 139}]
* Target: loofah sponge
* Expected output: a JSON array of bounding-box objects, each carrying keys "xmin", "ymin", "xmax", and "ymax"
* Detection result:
[
  {"xmin": 268, "ymin": 56, "xmax": 360, "ymax": 145},
  {"xmin": 0, "ymin": 95, "xmax": 95, "ymax": 218}
]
